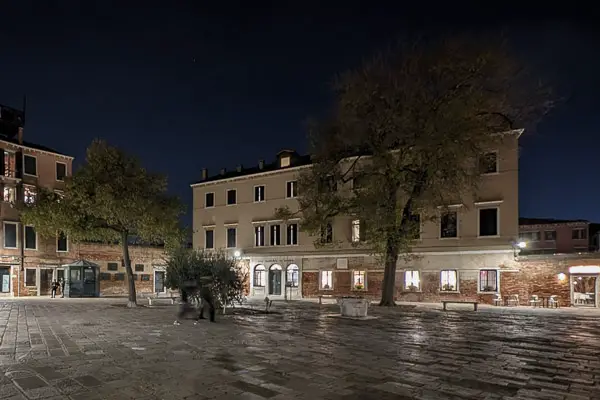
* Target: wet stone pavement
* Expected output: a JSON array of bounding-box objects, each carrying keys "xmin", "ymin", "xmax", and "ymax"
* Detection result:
[{"xmin": 0, "ymin": 299, "xmax": 600, "ymax": 400}]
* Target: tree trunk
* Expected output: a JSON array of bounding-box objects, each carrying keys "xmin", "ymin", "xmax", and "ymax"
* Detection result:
[
  {"xmin": 379, "ymin": 237, "xmax": 399, "ymax": 306},
  {"xmin": 122, "ymin": 231, "xmax": 137, "ymax": 308}
]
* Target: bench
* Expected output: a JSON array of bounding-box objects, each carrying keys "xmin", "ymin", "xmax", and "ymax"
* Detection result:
[
  {"xmin": 442, "ymin": 300, "xmax": 478, "ymax": 311},
  {"xmin": 318, "ymin": 294, "xmax": 334, "ymax": 305},
  {"xmin": 147, "ymin": 296, "xmax": 178, "ymax": 306}
]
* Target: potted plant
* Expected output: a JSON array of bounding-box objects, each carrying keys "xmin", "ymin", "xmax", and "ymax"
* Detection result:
[
  {"xmin": 407, "ymin": 284, "xmax": 418, "ymax": 292},
  {"xmin": 483, "ymin": 286, "xmax": 494, "ymax": 292},
  {"xmin": 442, "ymin": 284, "xmax": 455, "ymax": 291},
  {"xmin": 354, "ymin": 283, "xmax": 364, "ymax": 290}
]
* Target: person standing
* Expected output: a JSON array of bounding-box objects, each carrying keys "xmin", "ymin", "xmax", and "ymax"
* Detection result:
[
  {"xmin": 50, "ymin": 281, "xmax": 59, "ymax": 298},
  {"xmin": 195, "ymin": 282, "xmax": 216, "ymax": 323},
  {"xmin": 173, "ymin": 279, "xmax": 197, "ymax": 325},
  {"xmin": 60, "ymin": 278, "xmax": 66, "ymax": 298}
]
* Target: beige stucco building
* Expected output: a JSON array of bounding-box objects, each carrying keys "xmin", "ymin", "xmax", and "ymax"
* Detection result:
[{"xmin": 191, "ymin": 131, "xmax": 521, "ymax": 302}]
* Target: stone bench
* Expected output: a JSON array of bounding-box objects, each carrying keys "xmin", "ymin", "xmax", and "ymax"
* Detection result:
[
  {"xmin": 147, "ymin": 296, "xmax": 178, "ymax": 306},
  {"xmin": 442, "ymin": 300, "xmax": 478, "ymax": 311},
  {"xmin": 318, "ymin": 294, "xmax": 335, "ymax": 305}
]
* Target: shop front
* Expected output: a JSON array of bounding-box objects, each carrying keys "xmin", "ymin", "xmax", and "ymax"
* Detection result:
[
  {"xmin": 569, "ymin": 266, "xmax": 600, "ymax": 307},
  {"xmin": 0, "ymin": 265, "xmax": 12, "ymax": 296}
]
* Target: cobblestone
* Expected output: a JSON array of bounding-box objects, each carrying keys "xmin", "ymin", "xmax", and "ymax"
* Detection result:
[{"xmin": 0, "ymin": 299, "xmax": 600, "ymax": 398}]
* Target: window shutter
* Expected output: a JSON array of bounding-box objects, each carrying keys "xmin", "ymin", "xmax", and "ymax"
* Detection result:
[
  {"xmin": 0, "ymin": 149, "xmax": 4, "ymax": 176},
  {"xmin": 15, "ymin": 151, "xmax": 23, "ymax": 178}
]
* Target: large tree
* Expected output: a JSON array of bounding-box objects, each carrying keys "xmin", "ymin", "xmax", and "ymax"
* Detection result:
[
  {"xmin": 276, "ymin": 34, "xmax": 555, "ymax": 306},
  {"xmin": 21, "ymin": 140, "xmax": 184, "ymax": 307}
]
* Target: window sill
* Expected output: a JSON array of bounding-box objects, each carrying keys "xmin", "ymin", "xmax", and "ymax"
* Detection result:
[
  {"xmin": 439, "ymin": 290, "xmax": 460, "ymax": 294},
  {"xmin": 477, "ymin": 291, "xmax": 498, "ymax": 295},
  {"xmin": 24, "ymin": 248, "xmax": 37, "ymax": 251},
  {"xmin": 57, "ymin": 250, "xmax": 69, "ymax": 253},
  {"xmin": 481, "ymin": 172, "xmax": 500, "ymax": 176},
  {"xmin": 4, "ymin": 247, "xmax": 17, "ymax": 250},
  {"xmin": 477, "ymin": 235, "xmax": 500, "ymax": 239},
  {"xmin": 23, "ymin": 173, "xmax": 38, "ymax": 178},
  {"xmin": 439, "ymin": 237, "xmax": 459, "ymax": 240},
  {"xmin": 320, "ymin": 288, "xmax": 334, "ymax": 291},
  {"xmin": 403, "ymin": 290, "xmax": 422, "ymax": 293}
]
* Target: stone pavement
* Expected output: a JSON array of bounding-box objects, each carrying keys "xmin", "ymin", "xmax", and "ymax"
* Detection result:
[{"xmin": 0, "ymin": 299, "xmax": 600, "ymax": 399}]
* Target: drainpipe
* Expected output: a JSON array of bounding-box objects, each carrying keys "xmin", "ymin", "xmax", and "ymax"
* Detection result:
[{"xmin": 18, "ymin": 224, "xmax": 23, "ymax": 297}]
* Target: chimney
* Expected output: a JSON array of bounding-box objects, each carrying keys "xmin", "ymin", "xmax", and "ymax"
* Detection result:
[
  {"xmin": 17, "ymin": 127, "xmax": 23, "ymax": 145},
  {"xmin": 236, "ymin": 165, "xmax": 243, "ymax": 173},
  {"xmin": 201, "ymin": 168, "xmax": 208, "ymax": 180},
  {"xmin": 258, "ymin": 160, "xmax": 265, "ymax": 170},
  {"xmin": 220, "ymin": 168, "xmax": 226, "ymax": 176}
]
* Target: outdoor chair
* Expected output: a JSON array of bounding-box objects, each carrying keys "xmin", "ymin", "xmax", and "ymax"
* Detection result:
[
  {"xmin": 529, "ymin": 295, "xmax": 541, "ymax": 308},
  {"xmin": 507, "ymin": 294, "xmax": 519, "ymax": 306},
  {"xmin": 548, "ymin": 295, "xmax": 559, "ymax": 308},
  {"xmin": 492, "ymin": 294, "xmax": 502, "ymax": 306}
]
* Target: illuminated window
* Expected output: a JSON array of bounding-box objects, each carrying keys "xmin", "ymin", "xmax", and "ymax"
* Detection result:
[
  {"xmin": 320, "ymin": 270, "xmax": 333, "ymax": 290},
  {"xmin": 286, "ymin": 264, "xmax": 299, "ymax": 287},
  {"xmin": 353, "ymin": 270, "xmax": 366, "ymax": 290},
  {"xmin": 3, "ymin": 186, "xmax": 16, "ymax": 203},
  {"xmin": 253, "ymin": 265, "xmax": 266, "ymax": 287},
  {"xmin": 280, "ymin": 156, "xmax": 290, "ymax": 168},
  {"xmin": 404, "ymin": 270, "xmax": 420, "ymax": 290},
  {"xmin": 440, "ymin": 270, "xmax": 458, "ymax": 291},
  {"xmin": 351, "ymin": 220, "xmax": 360, "ymax": 243},
  {"xmin": 479, "ymin": 270, "xmax": 498, "ymax": 292},
  {"xmin": 24, "ymin": 185, "xmax": 37, "ymax": 204},
  {"xmin": 3, "ymin": 151, "xmax": 15, "ymax": 178}
]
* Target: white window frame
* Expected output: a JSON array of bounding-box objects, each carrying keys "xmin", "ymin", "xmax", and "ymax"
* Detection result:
[
  {"xmin": 270, "ymin": 224, "xmax": 281, "ymax": 246},
  {"xmin": 320, "ymin": 270, "xmax": 333, "ymax": 290},
  {"xmin": 226, "ymin": 227, "xmax": 237, "ymax": 248},
  {"xmin": 351, "ymin": 220, "xmax": 360, "ymax": 243},
  {"xmin": 280, "ymin": 156, "xmax": 291, "ymax": 168},
  {"xmin": 440, "ymin": 270, "xmax": 459, "ymax": 292},
  {"xmin": 480, "ymin": 150, "xmax": 499, "ymax": 175},
  {"xmin": 23, "ymin": 184, "xmax": 37, "ymax": 204},
  {"xmin": 285, "ymin": 180, "xmax": 297, "ymax": 199},
  {"xmin": 286, "ymin": 264, "xmax": 299, "ymax": 287},
  {"xmin": 24, "ymin": 225, "xmax": 37, "ymax": 250},
  {"xmin": 226, "ymin": 189, "xmax": 237, "ymax": 206},
  {"xmin": 57, "ymin": 233, "xmax": 69, "ymax": 252},
  {"xmin": 478, "ymin": 269, "xmax": 499, "ymax": 293},
  {"xmin": 3, "ymin": 221, "xmax": 18, "ymax": 249},
  {"xmin": 254, "ymin": 225, "xmax": 265, "ymax": 247},
  {"xmin": 404, "ymin": 270, "xmax": 420, "ymax": 291},
  {"xmin": 204, "ymin": 229, "xmax": 214, "ymax": 249},
  {"xmin": 477, "ymin": 207, "xmax": 500, "ymax": 238},
  {"xmin": 23, "ymin": 154, "xmax": 38, "ymax": 177},
  {"xmin": 3, "ymin": 150, "xmax": 16, "ymax": 178},
  {"xmin": 24, "ymin": 267, "xmax": 37, "ymax": 287},
  {"xmin": 286, "ymin": 223, "xmax": 298, "ymax": 246},
  {"xmin": 253, "ymin": 265, "xmax": 266, "ymax": 287},
  {"xmin": 55, "ymin": 161, "xmax": 67, "ymax": 181},
  {"xmin": 253, "ymin": 185, "xmax": 265, "ymax": 203},
  {"xmin": 3, "ymin": 186, "xmax": 16, "ymax": 203},
  {"xmin": 204, "ymin": 192, "xmax": 215, "ymax": 208},
  {"xmin": 352, "ymin": 270, "xmax": 366, "ymax": 290},
  {"xmin": 439, "ymin": 210, "xmax": 459, "ymax": 239}
]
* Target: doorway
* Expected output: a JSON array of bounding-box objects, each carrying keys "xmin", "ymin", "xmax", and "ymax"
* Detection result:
[
  {"xmin": 269, "ymin": 264, "xmax": 282, "ymax": 296},
  {"xmin": 154, "ymin": 270, "xmax": 166, "ymax": 294},
  {"xmin": 40, "ymin": 269, "xmax": 54, "ymax": 295},
  {"xmin": 0, "ymin": 267, "xmax": 10, "ymax": 294},
  {"xmin": 573, "ymin": 275, "xmax": 597, "ymax": 307},
  {"xmin": 68, "ymin": 265, "xmax": 99, "ymax": 297}
]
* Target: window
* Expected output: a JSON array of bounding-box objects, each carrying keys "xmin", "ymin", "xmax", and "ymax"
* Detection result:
[
  {"xmin": 320, "ymin": 270, "xmax": 333, "ymax": 290},
  {"xmin": 226, "ymin": 189, "xmax": 236, "ymax": 205},
  {"xmin": 351, "ymin": 220, "xmax": 360, "ymax": 243},
  {"xmin": 99, "ymin": 273, "xmax": 111, "ymax": 281},
  {"xmin": 131, "ymin": 274, "xmax": 138, "ymax": 281},
  {"xmin": 24, "ymin": 226, "xmax": 36, "ymax": 250},
  {"xmin": 205, "ymin": 229, "xmax": 214, "ymax": 249},
  {"xmin": 253, "ymin": 265, "xmax": 266, "ymax": 287},
  {"xmin": 57, "ymin": 232, "xmax": 68, "ymax": 252},
  {"xmin": 479, "ymin": 208, "xmax": 499, "ymax": 237},
  {"xmin": 287, "ymin": 264, "xmax": 299, "ymax": 287},
  {"xmin": 440, "ymin": 211, "xmax": 458, "ymax": 238},
  {"xmin": 3, "ymin": 151, "xmax": 15, "ymax": 178},
  {"xmin": 141, "ymin": 274, "xmax": 150, "ymax": 281},
  {"xmin": 24, "ymin": 185, "xmax": 37, "ymax": 204},
  {"xmin": 270, "ymin": 225, "xmax": 281, "ymax": 246},
  {"xmin": 134, "ymin": 264, "xmax": 144, "ymax": 272},
  {"xmin": 226, "ymin": 227, "xmax": 236, "ymax": 248},
  {"xmin": 479, "ymin": 270, "xmax": 498, "ymax": 292},
  {"xmin": 25, "ymin": 269, "xmax": 36, "ymax": 287},
  {"xmin": 254, "ymin": 185, "xmax": 265, "ymax": 202},
  {"xmin": 521, "ymin": 231, "xmax": 540, "ymax": 241},
  {"xmin": 23, "ymin": 155, "xmax": 37, "ymax": 176},
  {"xmin": 3, "ymin": 222, "xmax": 17, "ymax": 249},
  {"xmin": 280, "ymin": 156, "xmax": 291, "ymax": 168},
  {"xmin": 572, "ymin": 228, "xmax": 588, "ymax": 240},
  {"xmin": 3, "ymin": 186, "xmax": 16, "ymax": 203},
  {"xmin": 115, "ymin": 273, "xmax": 125, "ymax": 281},
  {"xmin": 353, "ymin": 270, "xmax": 366, "ymax": 290},
  {"xmin": 205, "ymin": 192, "xmax": 214, "ymax": 208},
  {"xmin": 56, "ymin": 162, "xmax": 67, "ymax": 181},
  {"xmin": 479, "ymin": 152, "xmax": 498, "ymax": 174},
  {"xmin": 320, "ymin": 223, "xmax": 333, "ymax": 244},
  {"xmin": 440, "ymin": 270, "xmax": 458, "ymax": 292},
  {"xmin": 107, "ymin": 262, "xmax": 118, "ymax": 271},
  {"xmin": 254, "ymin": 225, "xmax": 265, "ymax": 247},
  {"xmin": 404, "ymin": 270, "xmax": 420, "ymax": 291},
  {"xmin": 544, "ymin": 230, "xmax": 556, "ymax": 241},
  {"xmin": 286, "ymin": 181, "xmax": 297, "ymax": 198},
  {"xmin": 287, "ymin": 223, "xmax": 298, "ymax": 245},
  {"xmin": 408, "ymin": 214, "xmax": 421, "ymax": 239}
]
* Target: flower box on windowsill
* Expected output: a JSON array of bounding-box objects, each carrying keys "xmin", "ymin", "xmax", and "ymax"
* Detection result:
[{"xmin": 404, "ymin": 285, "xmax": 420, "ymax": 293}]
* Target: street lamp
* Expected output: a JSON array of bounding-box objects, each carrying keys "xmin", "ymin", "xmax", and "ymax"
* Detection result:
[{"xmin": 511, "ymin": 240, "xmax": 527, "ymax": 259}]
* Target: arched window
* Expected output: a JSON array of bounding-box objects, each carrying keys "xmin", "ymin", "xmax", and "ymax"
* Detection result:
[
  {"xmin": 253, "ymin": 265, "xmax": 266, "ymax": 287},
  {"xmin": 286, "ymin": 264, "xmax": 299, "ymax": 287},
  {"xmin": 269, "ymin": 264, "xmax": 282, "ymax": 271}
]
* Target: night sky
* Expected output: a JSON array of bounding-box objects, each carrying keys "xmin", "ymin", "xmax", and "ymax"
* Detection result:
[{"xmin": 1, "ymin": 3, "xmax": 597, "ymax": 227}]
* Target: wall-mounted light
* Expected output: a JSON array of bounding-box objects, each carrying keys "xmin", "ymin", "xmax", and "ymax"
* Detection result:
[
  {"xmin": 233, "ymin": 250, "xmax": 241, "ymax": 258},
  {"xmin": 557, "ymin": 273, "xmax": 566, "ymax": 281},
  {"xmin": 517, "ymin": 241, "xmax": 527, "ymax": 249}
]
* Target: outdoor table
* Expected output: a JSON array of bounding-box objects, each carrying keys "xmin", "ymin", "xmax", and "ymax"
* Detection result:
[{"xmin": 538, "ymin": 296, "xmax": 551, "ymax": 308}]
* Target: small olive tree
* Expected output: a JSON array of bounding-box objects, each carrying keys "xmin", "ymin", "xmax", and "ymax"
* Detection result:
[{"xmin": 165, "ymin": 248, "xmax": 247, "ymax": 314}]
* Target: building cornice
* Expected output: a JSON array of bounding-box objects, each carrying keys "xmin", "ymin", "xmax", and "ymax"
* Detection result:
[
  {"xmin": 190, "ymin": 164, "xmax": 311, "ymax": 188},
  {"xmin": 0, "ymin": 139, "xmax": 74, "ymax": 160}
]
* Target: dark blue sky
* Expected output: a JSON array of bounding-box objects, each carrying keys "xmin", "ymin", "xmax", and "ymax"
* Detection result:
[{"xmin": 0, "ymin": 2, "xmax": 597, "ymax": 227}]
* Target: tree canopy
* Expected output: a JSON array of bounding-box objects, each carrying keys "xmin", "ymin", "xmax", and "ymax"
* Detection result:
[
  {"xmin": 21, "ymin": 140, "xmax": 185, "ymax": 306},
  {"xmin": 276, "ymin": 34, "xmax": 555, "ymax": 306}
]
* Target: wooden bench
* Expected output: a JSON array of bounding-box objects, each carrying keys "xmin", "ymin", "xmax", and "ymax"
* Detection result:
[
  {"xmin": 442, "ymin": 300, "xmax": 478, "ymax": 311},
  {"xmin": 147, "ymin": 296, "xmax": 178, "ymax": 306},
  {"xmin": 318, "ymin": 294, "xmax": 334, "ymax": 305}
]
